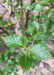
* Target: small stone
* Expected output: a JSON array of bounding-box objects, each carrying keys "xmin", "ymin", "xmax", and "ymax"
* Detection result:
[
  {"xmin": 3, "ymin": 5, "xmax": 11, "ymax": 20},
  {"xmin": 44, "ymin": 6, "xmax": 49, "ymax": 10},
  {"xmin": 0, "ymin": 4, "xmax": 6, "ymax": 17},
  {"xmin": 12, "ymin": 0, "xmax": 17, "ymax": 6},
  {"xmin": 10, "ymin": 16, "xmax": 16, "ymax": 24},
  {"xmin": 0, "ymin": 0, "xmax": 4, "ymax": 3},
  {"xmin": 33, "ymin": 9, "xmax": 38, "ymax": 16},
  {"xmin": 3, "ymin": 11, "xmax": 10, "ymax": 21}
]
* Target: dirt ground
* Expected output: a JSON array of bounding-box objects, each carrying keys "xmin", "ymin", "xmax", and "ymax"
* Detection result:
[{"xmin": 0, "ymin": 0, "xmax": 54, "ymax": 75}]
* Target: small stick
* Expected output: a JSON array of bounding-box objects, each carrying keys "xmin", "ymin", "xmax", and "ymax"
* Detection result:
[{"xmin": 26, "ymin": 72, "xmax": 27, "ymax": 75}]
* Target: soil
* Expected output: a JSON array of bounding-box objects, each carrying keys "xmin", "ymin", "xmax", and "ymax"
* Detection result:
[{"xmin": 0, "ymin": 0, "xmax": 54, "ymax": 75}]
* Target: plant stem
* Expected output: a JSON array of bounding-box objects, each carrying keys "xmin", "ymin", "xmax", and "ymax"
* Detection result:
[{"xmin": 27, "ymin": 40, "xmax": 34, "ymax": 49}]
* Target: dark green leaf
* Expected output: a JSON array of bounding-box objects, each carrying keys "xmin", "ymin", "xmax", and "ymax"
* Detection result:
[
  {"xmin": 29, "ymin": 41, "xmax": 51, "ymax": 60},
  {"xmin": 22, "ymin": 4, "xmax": 28, "ymax": 9},
  {"xmin": 34, "ymin": 33, "xmax": 46, "ymax": 41},
  {"xmin": 35, "ymin": 4, "xmax": 43, "ymax": 13},
  {"xmin": 2, "ymin": 35, "xmax": 22, "ymax": 49},
  {"xmin": 26, "ymin": 26, "xmax": 35, "ymax": 35},
  {"xmin": 18, "ymin": 54, "xmax": 33, "ymax": 72},
  {"xmin": 29, "ymin": 2, "xmax": 36, "ymax": 11},
  {"xmin": 32, "ymin": 21, "xmax": 40, "ymax": 30}
]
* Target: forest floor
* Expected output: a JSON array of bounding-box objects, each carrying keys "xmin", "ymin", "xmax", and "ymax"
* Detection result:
[{"xmin": 0, "ymin": 0, "xmax": 54, "ymax": 75}]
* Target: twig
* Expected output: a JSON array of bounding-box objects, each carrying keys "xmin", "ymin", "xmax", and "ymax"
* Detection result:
[
  {"xmin": 35, "ymin": 70, "xmax": 37, "ymax": 75},
  {"xmin": 10, "ymin": 0, "xmax": 22, "ymax": 35},
  {"xmin": 26, "ymin": 72, "xmax": 27, "ymax": 75},
  {"xmin": 27, "ymin": 40, "xmax": 34, "ymax": 49},
  {"xmin": 15, "ymin": 16, "xmax": 22, "ymax": 35},
  {"xmin": 0, "ymin": 25, "xmax": 9, "ymax": 35}
]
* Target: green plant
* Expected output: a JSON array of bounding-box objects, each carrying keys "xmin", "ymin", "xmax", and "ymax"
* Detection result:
[{"xmin": 0, "ymin": 0, "xmax": 54, "ymax": 75}]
